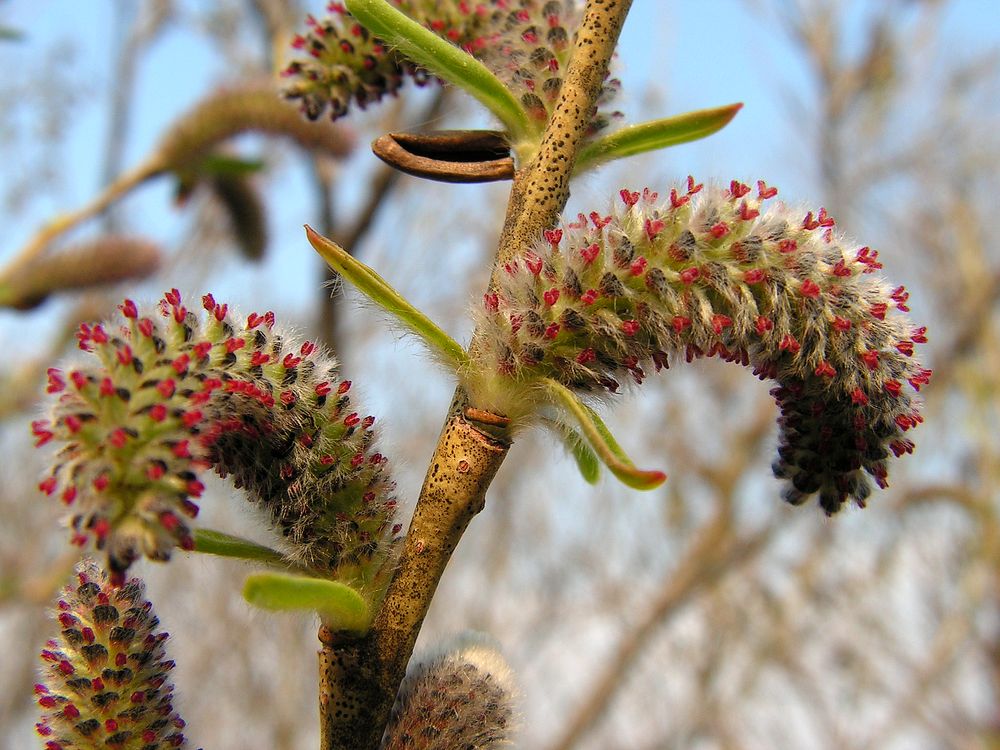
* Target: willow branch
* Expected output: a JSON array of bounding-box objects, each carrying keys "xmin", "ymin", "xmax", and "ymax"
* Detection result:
[{"xmin": 317, "ymin": 2, "xmax": 634, "ymax": 747}]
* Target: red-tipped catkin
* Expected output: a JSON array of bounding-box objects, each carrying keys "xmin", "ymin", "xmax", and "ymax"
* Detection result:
[
  {"xmin": 381, "ymin": 635, "xmax": 517, "ymax": 749},
  {"xmin": 282, "ymin": 1, "xmax": 619, "ymax": 135},
  {"xmin": 35, "ymin": 561, "xmax": 189, "ymax": 750},
  {"xmin": 472, "ymin": 179, "xmax": 930, "ymax": 514},
  {"xmin": 35, "ymin": 291, "xmax": 399, "ymax": 582},
  {"xmin": 478, "ymin": 0, "xmax": 621, "ymax": 136}
]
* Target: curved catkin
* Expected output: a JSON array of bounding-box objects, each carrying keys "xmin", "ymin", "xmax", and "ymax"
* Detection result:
[
  {"xmin": 472, "ymin": 179, "xmax": 931, "ymax": 514},
  {"xmin": 2, "ymin": 236, "xmax": 161, "ymax": 311},
  {"xmin": 282, "ymin": 1, "xmax": 619, "ymax": 135},
  {"xmin": 153, "ymin": 80, "xmax": 354, "ymax": 172},
  {"xmin": 34, "ymin": 291, "xmax": 400, "ymax": 585},
  {"xmin": 35, "ymin": 561, "xmax": 189, "ymax": 750}
]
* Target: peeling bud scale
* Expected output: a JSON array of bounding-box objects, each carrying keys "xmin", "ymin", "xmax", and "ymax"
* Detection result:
[
  {"xmin": 472, "ymin": 179, "xmax": 930, "ymax": 514},
  {"xmin": 35, "ymin": 561, "xmax": 188, "ymax": 749},
  {"xmin": 35, "ymin": 291, "xmax": 400, "ymax": 581}
]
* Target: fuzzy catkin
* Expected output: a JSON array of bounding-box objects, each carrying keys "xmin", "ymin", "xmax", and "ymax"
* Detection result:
[
  {"xmin": 3, "ymin": 237, "xmax": 161, "ymax": 311},
  {"xmin": 34, "ymin": 291, "xmax": 400, "ymax": 584},
  {"xmin": 472, "ymin": 179, "xmax": 930, "ymax": 514},
  {"xmin": 35, "ymin": 561, "xmax": 189, "ymax": 750},
  {"xmin": 153, "ymin": 80, "xmax": 353, "ymax": 173},
  {"xmin": 381, "ymin": 635, "xmax": 517, "ymax": 749}
]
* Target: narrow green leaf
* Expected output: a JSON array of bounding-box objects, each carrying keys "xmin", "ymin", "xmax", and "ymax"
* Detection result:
[
  {"xmin": 0, "ymin": 27, "xmax": 25, "ymax": 42},
  {"xmin": 243, "ymin": 572, "xmax": 372, "ymax": 632},
  {"xmin": 575, "ymin": 103, "xmax": 743, "ymax": 173},
  {"xmin": 191, "ymin": 529, "xmax": 286, "ymax": 565},
  {"xmin": 544, "ymin": 418, "xmax": 601, "ymax": 484},
  {"xmin": 542, "ymin": 378, "xmax": 666, "ymax": 490},
  {"xmin": 344, "ymin": 0, "xmax": 534, "ymax": 142},
  {"xmin": 305, "ymin": 225, "xmax": 469, "ymax": 371},
  {"xmin": 196, "ymin": 154, "xmax": 265, "ymax": 177}
]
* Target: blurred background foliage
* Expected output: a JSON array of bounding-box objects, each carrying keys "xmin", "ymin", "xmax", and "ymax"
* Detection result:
[{"xmin": 0, "ymin": 1, "xmax": 997, "ymax": 748}]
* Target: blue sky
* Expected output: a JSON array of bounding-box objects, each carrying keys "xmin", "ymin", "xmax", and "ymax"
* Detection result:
[{"xmin": 0, "ymin": 0, "xmax": 993, "ymax": 271}]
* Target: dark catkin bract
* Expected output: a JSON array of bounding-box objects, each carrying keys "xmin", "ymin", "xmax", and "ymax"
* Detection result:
[
  {"xmin": 470, "ymin": 179, "xmax": 931, "ymax": 514},
  {"xmin": 34, "ymin": 291, "xmax": 401, "ymax": 586}
]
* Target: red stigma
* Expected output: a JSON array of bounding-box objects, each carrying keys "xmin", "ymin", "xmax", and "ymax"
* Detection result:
[
  {"xmin": 800, "ymin": 279, "xmax": 821, "ymax": 298},
  {"xmin": 644, "ymin": 218, "xmax": 666, "ymax": 239},
  {"xmin": 756, "ymin": 180, "xmax": 778, "ymax": 199},
  {"xmin": 710, "ymin": 222, "xmax": 730, "ymax": 238},
  {"xmin": 620, "ymin": 189, "xmax": 640, "ymax": 207},
  {"xmin": 679, "ymin": 267, "xmax": 700, "ymax": 284},
  {"xmin": 580, "ymin": 243, "xmax": 600, "ymax": 264}
]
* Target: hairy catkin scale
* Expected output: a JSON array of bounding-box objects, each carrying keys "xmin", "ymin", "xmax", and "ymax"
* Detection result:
[
  {"xmin": 282, "ymin": 1, "xmax": 619, "ymax": 136},
  {"xmin": 153, "ymin": 80, "xmax": 353, "ymax": 173},
  {"xmin": 35, "ymin": 561, "xmax": 189, "ymax": 750},
  {"xmin": 472, "ymin": 179, "xmax": 931, "ymax": 514},
  {"xmin": 33, "ymin": 291, "xmax": 401, "ymax": 584},
  {"xmin": 381, "ymin": 635, "xmax": 517, "ymax": 750}
]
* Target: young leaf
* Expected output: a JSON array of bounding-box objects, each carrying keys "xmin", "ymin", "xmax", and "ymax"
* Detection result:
[
  {"xmin": 344, "ymin": 0, "xmax": 535, "ymax": 143},
  {"xmin": 305, "ymin": 225, "xmax": 469, "ymax": 371},
  {"xmin": 574, "ymin": 103, "xmax": 743, "ymax": 172},
  {"xmin": 543, "ymin": 418, "xmax": 601, "ymax": 485},
  {"xmin": 196, "ymin": 153, "xmax": 266, "ymax": 177},
  {"xmin": 243, "ymin": 572, "xmax": 372, "ymax": 632},
  {"xmin": 192, "ymin": 528, "xmax": 286, "ymax": 565},
  {"xmin": 542, "ymin": 378, "xmax": 666, "ymax": 490}
]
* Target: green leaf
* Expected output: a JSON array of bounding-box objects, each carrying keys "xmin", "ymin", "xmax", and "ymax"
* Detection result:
[
  {"xmin": 0, "ymin": 26, "xmax": 25, "ymax": 42},
  {"xmin": 544, "ymin": 418, "xmax": 601, "ymax": 484},
  {"xmin": 196, "ymin": 154, "xmax": 265, "ymax": 177},
  {"xmin": 542, "ymin": 378, "xmax": 666, "ymax": 490},
  {"xmin": 191, "ymin": 528, "xmax": 286, "ymax": 565},
  {"xmin": 305, "ymin": 225, "xmax": 469, "ymax": 372},
  {"xmin": 243, "ymin": 572, "xmax": 372, "ymax": 632},
  {"xmin": 344, "ymin": 0, "xmax": 535, "ymax": 142},
  {"xmin": 575, "ymin": 103, "xmax": 743, "ymax": 173}
]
